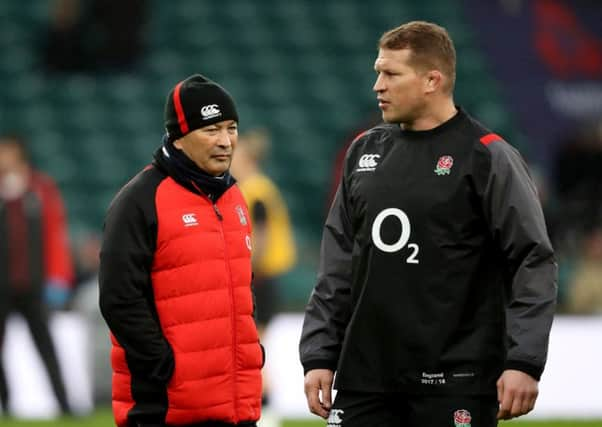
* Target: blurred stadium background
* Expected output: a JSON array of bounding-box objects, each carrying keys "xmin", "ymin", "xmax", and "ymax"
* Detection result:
[
  {"xmin": 1, "ymin": 0, "xmax": 601, "ymax": 424},
  {"xmin": 0, "ymin": 0, "xmax": 529, "ymax": 304}
]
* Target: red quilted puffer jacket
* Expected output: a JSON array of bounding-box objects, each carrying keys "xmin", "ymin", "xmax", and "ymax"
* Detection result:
[{"xmin": 101, "ymin": 166, "xmax": 263, "ymax": 426}]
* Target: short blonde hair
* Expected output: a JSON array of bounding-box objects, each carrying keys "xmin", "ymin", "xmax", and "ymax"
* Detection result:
[{"xmin": 379, "ymin": 21, "xmax": 456, "ymax": 93}]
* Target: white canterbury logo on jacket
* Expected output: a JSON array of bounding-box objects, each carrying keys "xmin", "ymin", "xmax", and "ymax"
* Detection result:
[
  {"xmin": 182, "ymin": 213, "xmax": 198, "ymax": 226},
  {"xmin": 357, "ymin": 154, "xmax": 380, "ymax": 171}
]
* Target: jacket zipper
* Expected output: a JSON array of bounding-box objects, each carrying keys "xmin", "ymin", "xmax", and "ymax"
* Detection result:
[
  {"xmin": 213, "ymin": 203, "xmax": 223, "ymax": 220},
  {"xmin": 191, "ymin": 182, "xmax": 240, "ymax": 420}
]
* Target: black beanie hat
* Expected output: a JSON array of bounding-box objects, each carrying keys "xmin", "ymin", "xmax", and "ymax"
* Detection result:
[{"xmin": 164, "ymin": 74, "xmax": 239, "ymax": 141}]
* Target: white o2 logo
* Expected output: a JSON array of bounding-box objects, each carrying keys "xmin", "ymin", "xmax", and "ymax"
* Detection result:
[{"xmin": 371, "ymin": 208, "xmax": 419, "ymax": 264}]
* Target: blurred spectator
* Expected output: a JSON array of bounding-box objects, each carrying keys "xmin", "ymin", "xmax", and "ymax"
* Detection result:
[
  {"xmin": 230, "ymin": 128, "xmax": 297, "ymax": 330},
  {"xmin": 0, "ymin": 135, "xmax": 73, "ymax": 415},
  {"xmin": 567, "ymin": 227, "xmax": 602, "ymax": 314},
  {"xmin": 230, "ymin": 128, "xmax": 296, "ymax": 412},
  {"xmin": 41, "ymin": 0, "xmax": 89, "ymax": 73}
]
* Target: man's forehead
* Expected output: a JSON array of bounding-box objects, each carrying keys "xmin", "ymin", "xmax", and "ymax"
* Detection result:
[{"xmin": 374, "ymin": 48, "xmax": 412, "ymax": 68}]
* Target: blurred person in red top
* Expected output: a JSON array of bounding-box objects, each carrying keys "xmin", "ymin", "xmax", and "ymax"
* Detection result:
[{"xmin": 0, "ymin": 134, "xmax": 73, "ymax": 416}]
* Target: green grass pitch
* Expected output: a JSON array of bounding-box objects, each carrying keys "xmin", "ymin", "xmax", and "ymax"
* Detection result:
[{"xmin": 1, "ymin": 409, "xmax": 601, "ymax": 426}]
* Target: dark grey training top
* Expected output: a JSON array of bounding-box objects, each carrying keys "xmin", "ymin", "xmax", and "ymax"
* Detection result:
[{"xmin": 299, "ymin": 108, "xmax": 557, "ymax": 396}]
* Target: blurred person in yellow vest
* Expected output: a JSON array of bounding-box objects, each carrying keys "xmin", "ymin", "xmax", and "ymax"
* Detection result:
[
  {"xmin": 231, "ymin": 128, "xmax": 296, "ymax": 426},
  {"xmin": 231, "ymin": 128, "xmax": 296, "ymax": 333}
]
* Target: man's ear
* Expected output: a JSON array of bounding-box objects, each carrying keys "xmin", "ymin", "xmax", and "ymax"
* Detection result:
[{"xmin": 425, "ymin": 70, "xmax": 443, "ymax": 94}]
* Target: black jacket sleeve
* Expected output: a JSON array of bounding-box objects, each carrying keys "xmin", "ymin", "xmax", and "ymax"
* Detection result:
[
  {"xmin": 99, "ymin": 176, "xmax": 174, "ymax": 385},
  {"xmin": 299, "ymin": 152, "xmax": 355, "ymax": 374},
  {"xmin": 479, "ymin": 141, "xmax": 557, "ymax": 380}
]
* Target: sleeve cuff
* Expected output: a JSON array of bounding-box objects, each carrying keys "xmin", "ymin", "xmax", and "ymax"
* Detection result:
[
  {"xmin": 504, "ymin": 360, "xmax": 543, "ymax": 381},
  {"xmin": 44, "ymin": 282, "xmax": 71, "ymax": 308},
  {"xmin": 302, "ymin": 359, "xmax": 338, "ymax": 375}
]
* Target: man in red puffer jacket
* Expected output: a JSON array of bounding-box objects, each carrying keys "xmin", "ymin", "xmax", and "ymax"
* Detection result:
[{"xmin": 100, "ymin": 74, "xmax": 263, "ymax": 427}]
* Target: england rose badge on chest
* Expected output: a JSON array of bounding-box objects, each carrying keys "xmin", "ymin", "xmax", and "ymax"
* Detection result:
[
  {"xmin": 434, "ymin": 155, "xmax": 454, "ymax": 175},
  {"xmin": 453, "ymin": 409, "xmax": 471, "ymax": 427}
]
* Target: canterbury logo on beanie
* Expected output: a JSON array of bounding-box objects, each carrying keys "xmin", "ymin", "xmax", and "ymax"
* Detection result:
[{"xmin": 164, "ymin": 74, "xmax": 239, "ymax": 141}]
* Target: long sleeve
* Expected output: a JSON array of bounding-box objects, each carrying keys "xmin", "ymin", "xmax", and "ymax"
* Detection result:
[
  {"xmin": 99, "ymin": 183, "xmax": 174, "ymax": 384},
  {"xmin": 479, "ymin": 139, "xmax": 557, "ymax": 380},
  {"xmin": 35, "ymin": 173, "xmax": 74, "ymax": 287},
  {"xmin": 299, "ymin": 164, "xmax": 355, "ymax": 374}
]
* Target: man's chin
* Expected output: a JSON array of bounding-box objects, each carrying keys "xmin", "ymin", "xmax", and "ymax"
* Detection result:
[
  {"xmin": 382, "ymin": 115, "xmax": 400, "ymax": 124},
  {"xmin": 212, "ymin": 162, "xmax": 231, "ymax": 176},
  {"xmin": 380, "ymin": 110, "xmax": 400, "ymax": 124}
]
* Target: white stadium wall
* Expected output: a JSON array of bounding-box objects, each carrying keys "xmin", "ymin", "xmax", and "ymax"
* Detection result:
[{"xmin": 3, "ymin": 313, "xmax": 93, "ymax": 417}]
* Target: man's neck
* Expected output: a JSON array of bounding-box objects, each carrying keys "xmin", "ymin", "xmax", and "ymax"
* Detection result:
[{"xmin": 401, "ymin": 98, "xmax": 457, "ymax": 131}]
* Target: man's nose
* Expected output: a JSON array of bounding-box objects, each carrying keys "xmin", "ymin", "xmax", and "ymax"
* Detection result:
[
  {"xmin": 217, "ymin": 130, "xmax": 232, "ymax": 147},
  {"xmin": 373, "ymin": 74, "xmax": 385, "ymax": 92}
]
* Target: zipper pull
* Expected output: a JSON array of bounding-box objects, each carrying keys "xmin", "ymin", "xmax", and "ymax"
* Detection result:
[{"xmin": 213, "ymin": 204, "xmax": 223, "ymax": 221}]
